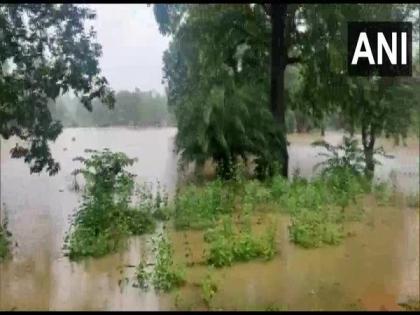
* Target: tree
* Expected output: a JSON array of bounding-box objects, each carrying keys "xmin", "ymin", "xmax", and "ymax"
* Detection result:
[
  {"xmin": 265, "ymin": 4, "xmax": 304, "ymax": 177},
  {"xmin": 0, "ymin": 4, "xmax": 115, "ymax": 175},
  {"xmin": 296, "ymin": 4, "xmax": 419, "ymax": 178},
  {"xmin": 154, "ymin": 4, "xmax": 419, "ymax": 180},
  {"xmin": 154, "ymin": 5, "xmax": 282, "ymax": 179}
]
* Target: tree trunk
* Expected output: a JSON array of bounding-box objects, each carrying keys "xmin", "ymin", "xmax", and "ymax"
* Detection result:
[
  {"xmin": 271, "ymin": 4, "xmax": 288, "ymax": 178},
  {"xmin": 320, "ymin": 115, "xmax": 325, "ymax": 136},
  {"xmin": 349, "ymin": 123, "xmax": 355, "ymax": 137},
  {"xmin": 361, "ymin": 122, "xmax": 376, "ymax": 180}
]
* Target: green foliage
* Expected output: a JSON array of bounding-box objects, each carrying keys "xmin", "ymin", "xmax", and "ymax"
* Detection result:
[
  {"xmin": 204, "ymin": 216, "xmax": 277, "ymax": 267},
  {"xmin": 155, "ymin": 3, "xmax": 418, "ymax": 181},
  {"xmin": 312, "ymin": 136, "xmax": 366, "ymax": 176},
  {"xmin": 372, "ymin": 181, "xmax": 392, "ymax": 206},
  {"xmin": 270, "ymin": 167, "xmax": 368, "ymax": 248},
  {"xmin": 0, "ymin": 212, "xmax": 12, "ymax": 262},
  {"xmin": 200, "ymin": 268, "xmax": 219, "ymax": 308},
  {"xmin": 312, "ymin": 135, "xmax": 392, "ymax": 182},
  {"xmin": 241, "ymin": 180, "xmax": 273, "ymax": 212},
  {"xmin": 174, "ymin": 180, "xmax": 235, "ymax": 230},
  {"xmin": 406, "ymin": 193, "xmax": 419, "ymax": 209},
  {"xmin": 139, "ymin": 234, "xmax": 186, "ymax": 292},
  {"xmin": 135, "ymin": 262, "xmax": 151, "ymax": 290},
  {"xmin": 174, "ymin": 162, "xmax": 371, "ymax": 250},
  {"xmin": 289, "ymin": 208, "xmax": 344, "ymax": 248},
  {"xmin": 0, "ymin": 4, "xmax": 114, "ymax": 175},
  {"xmin": 156, "ymin": 4, "xmax": 284, "ymax": 180},
  {"xmin": 64, "ymin": 149, "xmax": 155, "ymax": 260},
  {"xmin": 296, "ymin": 4, "xmax": 419, "ymax": 176},
  {"xmin": 135, "ymin": 181, "xmax": 172, "ymax": 222}
]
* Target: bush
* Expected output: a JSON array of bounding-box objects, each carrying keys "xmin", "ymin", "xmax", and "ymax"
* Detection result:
[
  {"xmin": 372, "ymin": 181, "xmax": 392, "ymax": 206},
  {"xmin": 65, "ymin": 149, "xmax": 156, "ymax": 260},
  {"xmin": 136, "ymin": 181, "xmax": 172, "ymax": 221},
  {"xmin": 406, "ymin": 193, "xmax": 419, "ymax": 209},
  {"xmin": 200, "ymin": 269, "xmax": 219, "ymax": 308},
  {"xmin": 241, "ymin": 180, "xmax": 273, "ymax": 212},
  {"xmin": 136, "ymin": 234, "xmax": 186, "ymax": 292},
  {"xmin": 174, "ymin": 180, "xmax": 235, "ymax": 230},
  {"xmin": 204, "ymin": 216, "xmax": 277, "ymax": 267},
  {"xmin": 0, "ymin": 216, "xmax": 11, "ymax": 262},
  {"xmin": 269, "ymin": 168, "xmax": 366, "ymax": 248},
  {"xmin": 289, "ymin": 208, "xmax": 344, "ymax": 248},
  {"xmin": 173, "ymin": 160, "xmax": 372, "ymax": 251}
]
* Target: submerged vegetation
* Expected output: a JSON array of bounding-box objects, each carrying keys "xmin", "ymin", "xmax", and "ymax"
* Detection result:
[
  {"xmin": 204, "ymin": 215, "xmax": 277, "ymax": 267},
  {"xmin": 0, "ymin": 2, "xmax": 418, "ymax": 311},
  {"xmin": 64, "ymin": 149, "xmax": 159, "ymax": 260},
  {"xmin": 200, "ymin": 269, "xmax": 219, "ymax": 309},
  {"xmin": 399, "ymin": 299, "xmax": 420, "ymax": 311},
  {"xmin": 135, "ymin": 234, "xmax": 186, "ymax": 292},
  {"xmin": 172, "ymin": 139, "xmax": 376, "ymax": 250},
  {"xmin": 0, "ymin": 211, "xmax": 12, "ymax": 261},
  {"xmin": 406, "ymin": 193, "xmax": 420, "ymax": 209}
]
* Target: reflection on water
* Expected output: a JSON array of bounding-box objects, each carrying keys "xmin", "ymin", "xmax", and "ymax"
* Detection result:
[{"xmin": 0, "ymin": 128, "xmax": 418, "ymax": 310}]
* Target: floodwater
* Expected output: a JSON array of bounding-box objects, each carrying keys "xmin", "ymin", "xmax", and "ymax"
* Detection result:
[{"xmin": 0, "ymin": 128, "xmax": 418, "ymax": 310}]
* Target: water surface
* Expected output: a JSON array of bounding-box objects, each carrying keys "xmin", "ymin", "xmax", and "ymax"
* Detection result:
[{"xmin": 0, "ymin": 128, "xmax": 418, "ymax": 310}]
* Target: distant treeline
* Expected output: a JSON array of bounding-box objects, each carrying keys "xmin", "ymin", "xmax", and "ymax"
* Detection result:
[{"xmin": 49, "ymin": 89, "xmax": 176, "ymax": 128}]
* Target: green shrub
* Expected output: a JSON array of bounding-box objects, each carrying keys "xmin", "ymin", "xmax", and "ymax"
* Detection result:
[
  {"xmin": 271, "ymin": 167, "xmax": 365, "ymax": 248},
  {"xmin": 135, "ymin": 262, "xmax": 151, "ymax": 290},
  {"xmin": 204, "ymin": 216, "xmax": 277, "ymax": 267},
  {"xmin": 200, "ymin": 269, "xmax": 218, "ymax": 308},
  {"xmin": 241, "ymin": 180, "xmax": 273, "ymax": 212},
  {"xmin": 65, "ymin": 149, "xmax": 156, "ymax": 260},
  {"xmin": 121, "ymin": 209, "xmax": 156, "ymax": 235},
  {"xmin": 135, "ymin": 234, "xmax": 186, "ymax": 293},
  {"xmin": 151, "ymin": 234, "xmax": 186, "ymax": 292},
  {"xmin": 372, "ymin": 181, "xmax": 392, "ymax": 205},
  {"xmin": 311, "ymin": 136, "xmax": 366, "ymax": 176},
  {"xmin": 0, "ymin": 215, "xmax": 11, "ymax": 262},
  {"xmin": 136, "ymin": 181, "xmax": 171, "ymax": 221},
  {"xmin": 174, "ymin": 180, "xmax": 235, "ymax": 230},
  {"xmin": 406, "ymin": 192, "xmax": 419, "ymax": 209},
  {"xmin": 289, "ymin": 208, "xmax": 344, "ymax": 248}
]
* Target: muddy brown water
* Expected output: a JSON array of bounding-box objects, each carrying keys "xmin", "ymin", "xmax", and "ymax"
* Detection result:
[{"xmin": 0, "ymin": 128, "xmax": 418, "ymax": 310}]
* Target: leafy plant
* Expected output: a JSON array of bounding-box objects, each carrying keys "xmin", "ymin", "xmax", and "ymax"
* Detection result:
[
  {"xmin": 1, "ymin": 4, "xmax": 115, "ymax": 175},
  {"xmin": 312, "ymin": 136, "xmax": 393, "ymax": 180},
  {"xmin": 174, "ymin": 180, "xmax": 235, "ymax": 230},
  {"xmin": 65, "ymin": 149, "xmax": 156, "ymax": 260},
  {"xmin": 269, "ymin": 168, "xmax": 366, "ymax": 248},
  {"xmin": 135, "ymin": 262, "xmax": 151, "ymax": 290},
  {"xmin": 200, "ymin": 268, "xmax": 219, "ymax": 309},
  {"xmin": 150, "ymin": 234, "xmax": 186, "ymax": 292},
  {"xmin": 372, "ymin": 181, "xmax": 392, "ymax": 206},
  {"xmin": 289, "ymin": 208, "xmax": 344, "ymax": 248},
  {"xmin": 406, "ymin": 192, "xmax": 419, "ymax": 209},
  {"xmin": 204, "ymin": 216, "xmax": 277, "ymax": 267},
  {"xmin": 312, "ymin": 136, "xmax": 367, "ymax": 176},
  {"xmin": 0, "ymin": 210, "xmax": 12, "ymax": 262},
  {"xmin": 135, "ymin": 181, "xmax": 171, "ymax": 221}
]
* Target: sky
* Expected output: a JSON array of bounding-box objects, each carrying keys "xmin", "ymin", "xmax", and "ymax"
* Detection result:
[{"xmin": 86, "ymin": 4, "xmax": 170, "ymax": 94}]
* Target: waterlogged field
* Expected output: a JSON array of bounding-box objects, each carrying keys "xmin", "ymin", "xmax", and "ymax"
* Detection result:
[{"xmin": 0, "ymin": 127, "xmax": 418, "ymax": 311}]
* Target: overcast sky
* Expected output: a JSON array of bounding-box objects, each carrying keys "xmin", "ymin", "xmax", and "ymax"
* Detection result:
[{"xmin": 87, "ymin": 4, "xmax": 170, "ymax": 94}]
